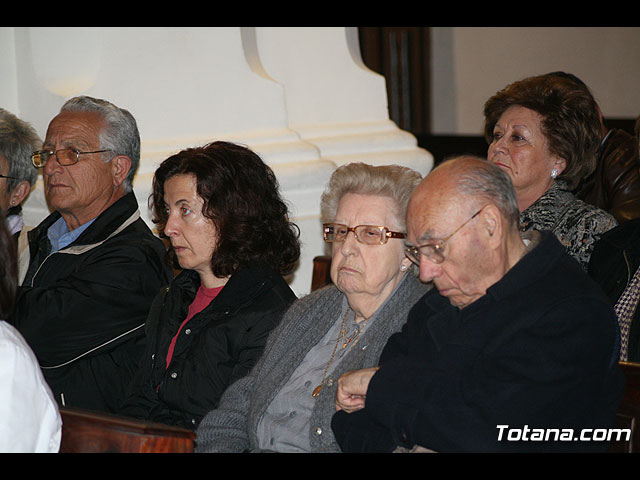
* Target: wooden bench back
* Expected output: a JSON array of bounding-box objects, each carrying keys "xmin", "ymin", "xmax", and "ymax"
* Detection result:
[
  {"xmin": 59, "ymin": 407, "xmax": 196, "ymax": 453},
  {"xmin": 609, "ymin": 362, "xmax": 640, "ymax": 453}
]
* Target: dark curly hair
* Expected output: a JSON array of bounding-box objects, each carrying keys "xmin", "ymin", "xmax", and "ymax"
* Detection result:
[
  {"xmin": 151, "ymin": 141, "xmax": 300, "ymax": 278},
  {"xmin": 483, "ymin": 74, "xmax": 602, "ymax": 190},
  {"xmin": 0, "ymin": 213, "xmax": 17, "ymax": 318}
]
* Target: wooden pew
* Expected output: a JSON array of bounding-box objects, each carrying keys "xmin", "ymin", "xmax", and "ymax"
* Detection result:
[
  {"xmin": 59, "ymin": 407, "xmax": 196, "ymax": 453},
  {"xmin": 311, "ymin": 255, "xmax": 332, "ymax": 291}
]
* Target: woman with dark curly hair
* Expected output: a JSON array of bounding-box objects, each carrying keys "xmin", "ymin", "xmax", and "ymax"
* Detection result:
[
  {"xmin": 119, "ymin": 141, "xmax": 300, "ymax": 429},
  {"xmin": 484, "ymin": 73, "xmax": 617, "ymax": 270}
]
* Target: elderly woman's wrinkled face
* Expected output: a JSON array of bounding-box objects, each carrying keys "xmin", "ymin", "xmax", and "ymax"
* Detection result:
[
  {"xmin": 488, "ymin": 105, "xmax": 566, "ymax": 209},
  {"xmin": 330, "ymin": 193, "xmax": 411, "ymax": 308},
  {"xmin": 163, "ymin": 174, "xmax": 218, "ymax": 279}
]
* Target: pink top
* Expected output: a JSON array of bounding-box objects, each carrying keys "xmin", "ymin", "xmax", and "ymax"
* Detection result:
[{"xmin": 165, "ymin": 284, "xmax": 224, "ymax": 368}]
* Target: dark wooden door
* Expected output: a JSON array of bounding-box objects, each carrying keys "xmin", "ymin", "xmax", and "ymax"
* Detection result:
[{"xmin": 358, "ymin": 27, "xmax": 431, "ymax": 137}]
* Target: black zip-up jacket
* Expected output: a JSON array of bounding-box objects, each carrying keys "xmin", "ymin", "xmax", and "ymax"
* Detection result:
[
  {"xmin": 9, "ymin": 192, "xmax": 172, "ymax": 413},
  {"xmin": 119, "ymin": 266, "xmax": 296, "ymax": 430}
]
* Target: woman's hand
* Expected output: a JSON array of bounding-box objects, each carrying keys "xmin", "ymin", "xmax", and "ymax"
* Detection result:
[{"xmin": 335, "ymin": 367, "xmax": 379, "ymax": 413}]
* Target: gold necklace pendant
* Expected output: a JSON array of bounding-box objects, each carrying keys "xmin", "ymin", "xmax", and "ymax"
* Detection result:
[
  {"xmin": 342, "ymin": 325, "xmax": 360, "ymax": 348},
  {"xmin": 312, "ymin": 307, "xmax": 351, "ymax": 398},
  {"xmin": 312, "ymin": 385, "xmax": 323, "ymax": 398}
]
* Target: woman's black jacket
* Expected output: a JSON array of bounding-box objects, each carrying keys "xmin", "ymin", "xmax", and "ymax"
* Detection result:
[{"xmin": 119, "ymin": 265, "xmax": 296, "ymax": 429}]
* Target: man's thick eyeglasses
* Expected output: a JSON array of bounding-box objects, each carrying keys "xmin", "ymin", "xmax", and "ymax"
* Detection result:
[
  {"xmin": 31, "ymin": 148, "xmax": 111, "ymax": 168},
  {"xmin": 404, "ymin": 207, "xmax": 485, "ymax": 265},
  {"xmin": 323, "ymin": 223, "xmax": 406, "ymax": 246}
]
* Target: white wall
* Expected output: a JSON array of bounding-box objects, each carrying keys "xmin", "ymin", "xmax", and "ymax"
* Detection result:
[
  {"xmin": 432, "ymin": 27, "xmax": 640, "ymax": 135},
  {"xmin": 1, "ymin": 26, "xmax": 433, "ymax": 296}
]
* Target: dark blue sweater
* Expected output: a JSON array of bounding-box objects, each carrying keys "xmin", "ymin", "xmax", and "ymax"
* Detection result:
[{"xmin": 332, "ymin": 231, "xmax": 625, "ymax": 452}]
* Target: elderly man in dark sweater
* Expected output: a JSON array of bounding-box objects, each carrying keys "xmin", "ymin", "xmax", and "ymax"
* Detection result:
[{"xmin": 332, "ymin": 156, "xmax": 625, "ymax": 453}]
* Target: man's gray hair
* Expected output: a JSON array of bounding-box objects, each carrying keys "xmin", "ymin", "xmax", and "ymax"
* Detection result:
[
  {"xmin": 61, "ymin": 96, "xmax": 140, "ymax": 193},
  {"xmin": 320, "ymin": 162, "xmax": 422, "ymax": 231},
  {"xmin": 442, "ymin": 155, "xmax": 520, "ymax": 229},
  {"xmin": 0, "ymin": 108, "xmax": 40, "ymax": 192}
]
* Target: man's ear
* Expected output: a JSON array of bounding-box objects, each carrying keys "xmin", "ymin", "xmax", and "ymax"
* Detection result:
[
  {"xmin": 479, "ymin": 204, "xmax": 503, "ymax": 249},
  {"xmin": 111, "ymin": 155, "xmax": 132, "ymax": 188},
  {"xmin": 9, "ymin": 180, "xmax": 31, "ymax": 208}
]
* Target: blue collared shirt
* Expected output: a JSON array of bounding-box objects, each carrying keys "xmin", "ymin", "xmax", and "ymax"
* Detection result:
[{"xmin": 47, "ymin": 216, "xmax": 96, "ymax": 253}]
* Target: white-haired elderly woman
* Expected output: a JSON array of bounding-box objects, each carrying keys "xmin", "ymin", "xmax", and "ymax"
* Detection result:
[
  {"xmin": 0, "ymin": 109, "xmax": 40, "ymax": 246},
  {"xmin": 196, "ymin": 162, "xmax": 430, "ymax": 453}
]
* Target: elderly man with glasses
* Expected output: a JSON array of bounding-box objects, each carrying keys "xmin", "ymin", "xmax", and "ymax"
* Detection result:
[
  {"xmin": 8, "ymin": 96, "xmax": 171, "ymax": 414},
  {"xmin": 331, "ymin": 155, "xmax": 625, "ymax": 453}
]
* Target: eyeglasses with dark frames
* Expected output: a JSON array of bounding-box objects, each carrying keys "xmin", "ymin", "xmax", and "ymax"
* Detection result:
[
  {"xmin": 31, "ymin": 148, "xmax": 112, "ymax": 168},
  {"xmin": 323, "ymin": 223, "xmax": 406, "ymax": 246},
  {"xmin": 404, "ymin": 206, "xmax": 486, "ymax": 265}
]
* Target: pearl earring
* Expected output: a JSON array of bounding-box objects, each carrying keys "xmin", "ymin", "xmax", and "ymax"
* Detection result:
[
  {"xmin": 551, "ymin": 169, "xmax": 558, "ymax": 179},
  {"xmin": 400, "ymin": 264, "xmax": 408, "ymax": 271}
]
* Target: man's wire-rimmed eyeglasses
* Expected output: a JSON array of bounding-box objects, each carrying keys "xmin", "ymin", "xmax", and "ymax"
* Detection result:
[
  {"xmin": 404, "ymin": 206, "xmax": 486, "ymax": 265},
  {"xmin": 0, "ymin": 174, "xmax": 20, "ymax": 180},
  {"xmin": 31, "ymin": 148, "xmax": 112, "ymax": 168}
]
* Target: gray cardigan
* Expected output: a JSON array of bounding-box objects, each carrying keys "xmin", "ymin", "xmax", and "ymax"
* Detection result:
[{"xmin": 195, "ymin": 273, "xmax": 429, "ymax": 452}]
